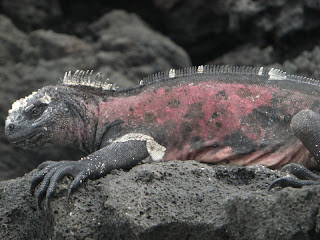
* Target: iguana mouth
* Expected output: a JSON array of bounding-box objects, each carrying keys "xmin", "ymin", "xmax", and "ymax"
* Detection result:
[{"xmin": 10, "ymin": 130, "xmax": 43, "ymax": 144}]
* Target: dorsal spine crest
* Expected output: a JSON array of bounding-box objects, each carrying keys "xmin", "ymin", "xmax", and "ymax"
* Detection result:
[
  {"xmin": 62, "ymin": 70, "xmax": 117, "ymax": 90},
  {"xmin": 139, "ymin": 65, "xmax": 319, "ymax": 87},
  {"xmin": 61, "ymin": 65, "xmax": 320, "ymax": 92}
]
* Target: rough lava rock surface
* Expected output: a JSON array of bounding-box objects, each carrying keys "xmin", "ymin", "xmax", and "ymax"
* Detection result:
[{"xmin": 1, "ymin": 161, "xmax": 320, "ymax": 240}]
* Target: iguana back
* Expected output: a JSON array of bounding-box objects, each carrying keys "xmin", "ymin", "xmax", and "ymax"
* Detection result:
[{"xmin": 96, "ymin": 66, "xmax": 320, "ymax": 168}]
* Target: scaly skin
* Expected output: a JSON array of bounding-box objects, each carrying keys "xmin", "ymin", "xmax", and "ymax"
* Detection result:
[{"xmin": 4, "ymin": 66, "xmax": 320, "ymax": 207}]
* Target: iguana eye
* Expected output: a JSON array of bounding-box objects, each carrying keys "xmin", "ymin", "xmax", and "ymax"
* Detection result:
[
  {"xmin": 32, "ymin": 108, "xmax": 41, "ymax": 116},
  {"xmin": 27, "ymin": 103, "xmax": 48, "ymax": 118}
]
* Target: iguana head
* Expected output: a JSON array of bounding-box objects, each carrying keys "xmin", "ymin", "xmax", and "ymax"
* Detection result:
[{"xmin": 5, "ymin": 85, "xmax": 87, "ymax": 150}]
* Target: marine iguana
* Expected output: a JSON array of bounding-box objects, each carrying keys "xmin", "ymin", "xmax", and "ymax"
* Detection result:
[{"xmin": 5, "ymin": 65, "xmax": 320, "ymax": 207}]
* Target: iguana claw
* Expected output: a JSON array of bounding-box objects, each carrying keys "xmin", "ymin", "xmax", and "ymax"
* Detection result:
[
  {"xmin": 268, "ymin": 163, "xmax": 320, "ymax": 191},
  {"xmin": 30, "ymin": 160, "xmax": 88, "ymax": 209}
]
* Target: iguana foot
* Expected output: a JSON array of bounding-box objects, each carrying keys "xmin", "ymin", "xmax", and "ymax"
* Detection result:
[
  {"xmin": 268, "ymin": 163, "xmax": 320, "ymax": 190},
  {"xmin": 30, "ymin": 160, "xmax": 89, "ymax": 209},
  {"xmin": 30, "ymin": 139, "xmax": 151, "ymax": 209}
]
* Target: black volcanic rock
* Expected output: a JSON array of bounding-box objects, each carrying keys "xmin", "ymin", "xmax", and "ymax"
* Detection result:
[{"xmin": 0, "ymin": 162, "xmax": 319, "ymax": 239}]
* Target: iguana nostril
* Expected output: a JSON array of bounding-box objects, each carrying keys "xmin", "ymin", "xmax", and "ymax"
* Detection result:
[{"xmin": 8, "ymin": 124, "xmax": 15, "ymax": 131}]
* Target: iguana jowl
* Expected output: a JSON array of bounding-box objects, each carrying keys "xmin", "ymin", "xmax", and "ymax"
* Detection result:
[{"xmin": 5, "ymin": 65, "xmax": 320, "ymax": 206}]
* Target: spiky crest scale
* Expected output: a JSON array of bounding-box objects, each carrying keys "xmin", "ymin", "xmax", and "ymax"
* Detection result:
[
  {"xmin": 60, "ymin": 65, "xmax": 320, "ymax": 93},
  {"xmin": 140, "ymin": 65, "xmax": 320, "ymax": 86},
  {"xmin": 61, "ymin": 70, "xmax": 117, "ymax": 91}
]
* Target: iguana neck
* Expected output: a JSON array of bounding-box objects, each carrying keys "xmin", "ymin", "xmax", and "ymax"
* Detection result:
[
  {"xmin": 69, "ymin": 106, "xmax": 98, "ymax": 153},
  {"xmin": 53, "ymin": 94, "xmax": 99, "ymax": 154}
]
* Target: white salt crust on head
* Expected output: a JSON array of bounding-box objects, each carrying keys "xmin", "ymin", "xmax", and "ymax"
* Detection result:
[{"xmin": 8, "ymin": 92, "xmax": 52, "ymax": 114}]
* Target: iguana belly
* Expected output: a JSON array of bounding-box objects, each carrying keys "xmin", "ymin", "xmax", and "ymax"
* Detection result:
[{"xmin": 163, "ymin": 141, "xmax": 314, "ymax": 169}]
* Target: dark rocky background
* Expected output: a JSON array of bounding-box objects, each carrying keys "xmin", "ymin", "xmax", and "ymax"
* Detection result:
[{"xmin": 1, "ymin": 0, "xmax": 320, "ymax": 239}]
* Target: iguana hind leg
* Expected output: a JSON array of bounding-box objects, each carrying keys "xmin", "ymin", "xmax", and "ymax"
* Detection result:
[
  {"xmin": 269, "ymin": 109, "xmax": 320, "ymax": 190},
  {"xmin": 268, "ymin": 163, "xmax": 320, "ymax": 190}
]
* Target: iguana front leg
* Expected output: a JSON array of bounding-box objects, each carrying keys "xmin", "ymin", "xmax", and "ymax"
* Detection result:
[
  {"xmin": 30, "ymin": 133, "xmax": 165, "ymax": 208},
  {"xmin": 269, "ymin": 110, "xmax": 320, "ymax": 190}
]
